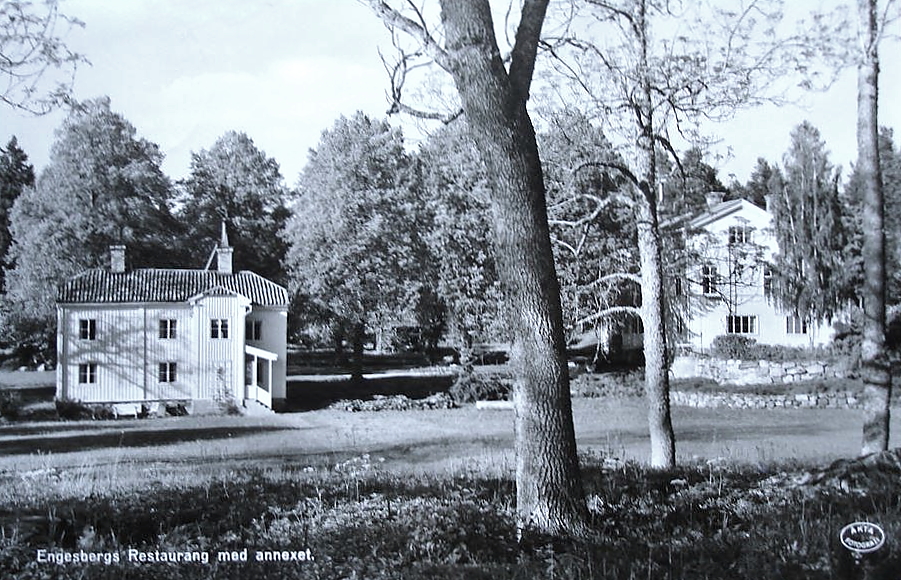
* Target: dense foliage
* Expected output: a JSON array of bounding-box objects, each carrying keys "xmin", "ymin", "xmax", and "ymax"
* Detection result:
[
  {"xmin": 1, "ymin": 97, "xmax": 179, "ymax": 360},
  {"xmin": 769, "ymin": 122, "xmax": 851, "ymax": 324},
  {"xmin": 283, "ymin": 113, "xmax": 425, "ymax": 374},
  {"xmin": 178, "ymin": 131, "xmax": 290, "ymax": 282},
  {"xmin": 2, "ymin": 453, "xmax": 899, "ymax": 579},
  {"xmin": 0, "ymin": 137, "xmax": 34, "ymax": 292}
]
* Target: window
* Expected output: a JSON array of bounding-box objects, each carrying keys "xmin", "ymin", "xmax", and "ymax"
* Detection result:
[
  {"xmin": 210, "ymin": 319, "xmax": 229, "ymax": 339},
  {"xmin": 786, "ymin": 316, "xmax": 808, "ymax": 334},
  {"xmin": 158, "ymin": 362, "xmax": 177, "ymax": 383},
  {"xmin": 727, "ymin": 315, "xmax": 756, "ymax": 334},
  {"xmin": 701, "ymin": 264, "xmax": 718, "ymax": 295},
  {"xmin": 78, "ymin": 363, "xmax": 97, "ymax": 384},
  {"xmin": 622, "ymin": 316, "xmax": 644, "ymax": 335},
  {"xmin": 79, "ymin": 319, "xmax": 97, "ymax": 340},
  {"xmin": 246, "ymin": 320, "xmax": 262, "ymax": 341},
  {"xmin": 728, "ymin": 225, "xmax": 752, "ymax": 245},
  {"xmin": 763, "ymin": 266, "xmax": 774, "ymax": 295},
  {"xmin": 159, "ymin": 319, "xmax": 177, "ymax": 339}
]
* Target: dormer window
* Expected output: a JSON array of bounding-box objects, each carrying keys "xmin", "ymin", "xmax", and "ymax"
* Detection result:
[{"xmin": 728, "ymin": 225, "xmax": 752, "ymax": 245}]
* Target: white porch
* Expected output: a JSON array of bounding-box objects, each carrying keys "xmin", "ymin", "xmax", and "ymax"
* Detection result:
[{"xmin": 245, "ymin": 344, "xmax": 278, "ymax": 409}]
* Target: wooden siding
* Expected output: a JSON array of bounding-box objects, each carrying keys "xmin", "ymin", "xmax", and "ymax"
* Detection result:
[
  {"xmin": 193, "ymin": 294, "xmax": 249, "ymax": 402},
  {"xmin": 58, "ymin": 304, "xmax": 194, "ymax": 402},
  {"xmin": 56, "ymin": 295, "xmax": 288, "ymax": 407}
]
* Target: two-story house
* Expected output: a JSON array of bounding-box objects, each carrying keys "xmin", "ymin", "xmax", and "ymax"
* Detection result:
[
  {"xmin": 681, "ymin": 193, "xmax": 833, "ymax": 350},
  {"xmin": 55, "ymin": 227, "xmax": 289, "ymax": 412}
]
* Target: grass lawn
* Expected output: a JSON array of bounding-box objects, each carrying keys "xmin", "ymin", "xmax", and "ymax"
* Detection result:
[
  {"xmin": 1, "ymin": 398, "xmax": 899, "ymax": 500},
  {"xmin": 2, "ymin": 376, "xmax": 901, "ymax": 578}
]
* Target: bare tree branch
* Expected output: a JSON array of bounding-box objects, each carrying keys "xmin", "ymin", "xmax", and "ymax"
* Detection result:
[
  {"xmin": 364, "ymin": 0, "xmax": 451, "ymax": 69},
  {"xmin": 575, "ymin": 305, "xmax": 641, "ymax": 326}
]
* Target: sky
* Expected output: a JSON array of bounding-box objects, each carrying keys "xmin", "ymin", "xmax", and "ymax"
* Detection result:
[{"xmin": 3, "ymin": 0, "xmax": 900, "ymax": 187}]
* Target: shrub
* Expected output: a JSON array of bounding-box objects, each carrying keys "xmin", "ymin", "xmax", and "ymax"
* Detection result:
[
  {"xmin": 709, "ymin": 335, "xmax": 834, "ymax": 363},
  {"xmin": 710, "ymin": 335, "xmax": 757, "ymax": 359},
  {"xmin": 54, "ymin": 398, "xmax": 93, "ymax": 420},
  {"xmin": 571, "ymin": 370, "xmax": 645, "ymax": 398},
  {"xmin": 448, "ymin": 373, "xmax": 511, "ymax": 403},
  {"xmin": 0, "ymin": 390, "xmax": 23, "ymax": 420}
]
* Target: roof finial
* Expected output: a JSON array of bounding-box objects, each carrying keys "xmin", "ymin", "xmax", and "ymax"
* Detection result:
[{"xmin": 220, "ymin": 221, "xmax": 230, "ymax": 248}]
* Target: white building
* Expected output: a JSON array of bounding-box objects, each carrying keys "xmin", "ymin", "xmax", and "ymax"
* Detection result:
[
  {"xmin": 56, "ymin": 228, "xmax": 289, "ymax": 412},
  {"xmin": 681, "ymin": 193, "xmax": 834, "ymax": 350}
]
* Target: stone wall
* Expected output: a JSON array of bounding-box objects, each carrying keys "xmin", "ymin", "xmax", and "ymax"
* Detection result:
[
  {"xmin": 670, "ymin": 355, "xmax": 851, "ymax": 386},
  {"xmin": 669, "ymin": 390, "xmax": 884, "ymax": 409}
]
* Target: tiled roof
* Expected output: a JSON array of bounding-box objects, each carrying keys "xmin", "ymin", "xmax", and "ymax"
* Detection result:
[{"xmin": 58, "ymin": 269, "xmax": 289, "ymax": 306}]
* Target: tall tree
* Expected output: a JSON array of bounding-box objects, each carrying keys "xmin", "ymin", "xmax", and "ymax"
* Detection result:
[
  {"xmin": 769, "ymin": 122, "xmax": 849, "ymax": 325},
  {"xmin": 2, "ymin": 97, "xmax": 177, "ymax": 358},
  {"xmin": 856, "ymin": 0, "xmax": 891, "ymax": 455},
  {"xmin": 538, "ymin": 108, "xmax": 639, "ymax": 357},
  {"xmin": 419, "ymin": 123, "xmax": 505, "ymax": 385},
  {"xmin": 0, "ymin": 136, "xmax": 35, "ymax": 290},
  {"xmin": 283, "ymin": 113, "xmax": 423, "ymax": 381},
  {"xmin": 178, "ymin": 131, "xmax": 289, "ymax": 282},
  {"xmin": 367, "ymin": 0, "xmax": 587, "ymax": 535},
  {"xmin": 729, "ymin": 158, "xmax": 779, "ymax": 208},
  {"xmin": 0, "ymin": 0, "xmax": 86, "ymax": 114}
]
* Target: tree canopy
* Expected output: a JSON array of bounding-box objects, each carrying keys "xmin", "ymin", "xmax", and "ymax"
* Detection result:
[
  {"xmin": 283, "ymin": 112, "xmax": 424, "ymax": 375},
  {"xmin": 178, "ymin": 130, "xmax": 290, "ymax": 282},
  {"xmin": 2, "ymin": 97, "xmax": 177, "ymax": 355},
  {"xmin": 0, "ymin": 136, "xmax": 34, "ymax": 290},
  {"xmin": 418, "ymin": 122, "xmax": 505, "ymax": 357},
  {"xmin": 769, "ymin": 121, "xmax": 850, "ymax": 324}
]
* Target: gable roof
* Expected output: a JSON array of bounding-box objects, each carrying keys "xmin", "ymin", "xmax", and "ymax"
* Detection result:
[
  {"xmin": 689, "ymin": 199, "xmax": 768, "ymax": 229},
  {"xmin": 58, "ymin": 269, "xmax": 289, "ymax": 306}
]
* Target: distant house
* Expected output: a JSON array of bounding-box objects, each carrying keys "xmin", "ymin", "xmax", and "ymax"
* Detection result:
[
  {"xmin": 56, "ymin": 226, "xmax": 289, "ymax": 412},
  {"xmin": 679, "ymin": 193, "xmax": 834, "ymax": 350}
]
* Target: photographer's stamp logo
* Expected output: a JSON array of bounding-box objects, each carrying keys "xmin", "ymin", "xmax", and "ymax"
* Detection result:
[{"xmin": 839, "ymin": 522, "xmax": 885, "ymax": 555}]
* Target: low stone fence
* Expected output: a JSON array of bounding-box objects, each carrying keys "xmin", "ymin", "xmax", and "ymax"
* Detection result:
[
  {"xmin": 671, "ymin": 355, "xmax": 850, "ymax": 386},
  {"xmin": 669, "ymin": 390, "xmax": 885, "ymax": 410}
]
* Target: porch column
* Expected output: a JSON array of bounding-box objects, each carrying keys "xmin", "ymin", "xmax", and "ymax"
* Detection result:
[{"xmin": 251, "ymin": 354, "xmax": 259, "ymax": 400}]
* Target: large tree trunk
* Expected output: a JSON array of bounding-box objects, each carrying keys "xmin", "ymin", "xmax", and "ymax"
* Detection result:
[
  {"xmin": 439, "ymin": 0, "xmax": 586, "ymax": 535},
  {"xmin": 634, "ymin": 0, "xmax": 676, "ymax": 469},
  {"xmin": 857, "ymin": 0, "xmax": 891, "ymax": 455}
]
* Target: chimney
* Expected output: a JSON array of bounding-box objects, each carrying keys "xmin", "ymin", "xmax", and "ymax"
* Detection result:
[
  {"xmin": 705, "ymin": 191, "xmax": 725, "ymax": 208},
  {"xmin": 110, "ymin": 245, "xmax": 126, "ymax": 273},
  {"xmin": 764, "ymin": 194, "xmax": 774, "ymax": 213},
  {"xmin": 216, "ymin": 222, "xmax": 233, "ymax": 275}
]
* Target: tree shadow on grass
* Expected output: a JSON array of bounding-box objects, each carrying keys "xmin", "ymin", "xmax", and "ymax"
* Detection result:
[
  {"xmin": 0, "ymin": 425, "xmax": 295, "ymax": 456},
  {"xmin": 286, "ymin": 374, "xmax": 454, "ymax": 412}
]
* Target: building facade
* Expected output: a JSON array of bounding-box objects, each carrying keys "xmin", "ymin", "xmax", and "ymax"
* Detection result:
[
  {"xmin": 56, "ymin": 232, "xmax": 289, "ymax": 412},
  {"xmin": 681, "ymin": 194, "xmax": 834, "ymax": 350}
]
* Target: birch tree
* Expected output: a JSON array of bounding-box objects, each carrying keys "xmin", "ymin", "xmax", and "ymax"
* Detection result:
[
  {"xmin": 365, "ymin": 0, "xmax": 587, "ymax": 535},
  {"xmin": 856, "ymin": 0, "xmax": 895, "ymax": 455}
]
